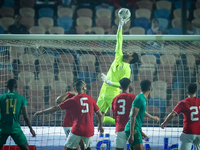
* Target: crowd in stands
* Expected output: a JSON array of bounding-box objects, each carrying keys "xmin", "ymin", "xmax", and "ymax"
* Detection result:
[{"xmin": 0, "ymin": 0, "xmax": 200, "ymax": 35}]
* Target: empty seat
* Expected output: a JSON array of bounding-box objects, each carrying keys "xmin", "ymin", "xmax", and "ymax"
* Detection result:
[
  {"xmin": 0, "ymin": 17, "xmax": 14, "ymax": 31},
  {"xmin": 58, "ymin": 71, "xmax": 73, "ymax": 85},
  {"xmin": 9, "ymin": 47, "xmax": 24, "ymax": 62},
  {"xmin": 57, "ymin": 7, "xmax": 73, "ymax": 18},
  {"xmin": 28, "ymin": 80, "xmax": 44, "ymax": 91},
  {"xmin": 130, "ymin": 81, "xmax": 141, "ymax": 95},
  {"xmin": 174, "ymin": 9, "xmax": 189, "ymax": 18},
  {"xmin": 196, "ymin": 1, "xmax": 200, "ymax": 9},
  {"xmin": 38, "ymin": 71, "xmax": 54, "ymax": 86},
  {"xmin": 19, "ymin": 7, "xmax": 35, "ymax": 18},
  {"xmin": 89, "ymin": 81, "xmax": 103, "ymax": 101},
  {"xmin": 115, "ymin": 17, "xmax": 131, "ymax": 33},
  {"xmin": 152, "ymin": 81, "xmax": 167, "ymax": 91},
  {"xmin": 20, "ymin": 0, "xmax": 36, "ymax": 8},
  {"xmin": 19, "ymin": 54, "xmax": 36, "ymax": 72},
  {"xmin": 157, "ymin": 18, "xmax": 169, "ymax": 32},
  {"xmin": 156, "ymin": 1, "xmax": 172, "ymax": 12},
  {"xmin": 0, "ymin": 26, "xmax": 4, "ymax": 34},
  {"xmin": 76, "ymin": 26, "xmax": 86, "ymax": 34},
  {"xmin": 18, "ymin": 71, "xmax": 35, "ymax": 85},
  {"xmin": 38, "ymin": 17, "xmax": 54, "ymax": 32},
  {"xmin": 135, "ymin": 8, "xmax": 151, "ymax": 20},
  {"xmin": 141, "ymin": 55, "xmax": 157, "ymax": 65},
  {"xmin": 186, "ymin": 54, "xmax": 195, "ymax": 67},
  {"xmin": 192, "ymin": 19, "xmax": 200, "ymax": 28},
  {"xmin": 160, "ymin": 54, "xmax": 176, "ymax": 65},
  {"xmin": 96, "ymin": 8, "xmax": 112, "ymax": 19},
  {"xmin": 51, "ymin": 80, "xmax": 68, "ymax": 91},
  {"xmin": 172, "ymin": 18, "xmax": 182, "ymax": 28},
  {"xmin": 98, "ymin": 54, "xmax": 115, "ymax": 65},
  {"xmin": 129, "ymin": 27, "xmax": 145, "ymax": 34},
  {"xmin": 0, "ymin": 70, "xmax": 14, "ymax": 89},
  {"xmin": 38, "ymin": 8, "xmax": 54, "ymax": 18},
  {"xmin": 175, "ymin": 1, "xmax": 190, "ymax": 10},
  {"xmin": 77, "ymin": 8, "xmax": 93, "ymax": 18},
  {"xmin": 38, "ymin": 54, "xmax": 55, "ymax": 72},
  {"xmin": 79, "ymin": 54, "xmax": 96, "ymax": 72},
  {"xmin": 134, "ymin": 17, "xmax": 149, "ymax": 31},
  {"xmin": 0, "ymin": 7, "xmax": 14, "ymax": 17},
  {"xmin": 96, "ymin": 17, "xmax": 111, "ymax": 31},
  {"xmin": 168, "ymin": 28, "xmax": 181, "ymax": 35},
  {"xmin": 77, "ymin": 17, "xmax": 92, "ymax": 31},
  {"xmin": 20, "ymin": 17, "xmax": 34, "ymax": 30},
  {"xmin": 90, "ymin": 27, "xmax": 105, "ymax": 34},
  {"xmin": 58, "ymin": 53, "xmax": 75, "ymax": 72},
  {"xmin": 151, "ymin": 90, "xmax": 167, "ymax": 100},
  {"xmin": 30, "ymin": 26, "xmax": 45, "ymax": 34},
  {"xmin": 154, "ymin": 9, "xmax": 170, "ymax": 19},
  {"xmin": 57, "ymin": 17, "xmax": 73, "ymax": 32},
  {"xmin": 194, "ymin": 9, "xmax": 200, "ymax": 19},
  {"xmin": 136, "ymin": 1, "xmax": 153, "ymax": 11},
  {"xmin": 49, "ymin": 26, "xmax": 64, "ymax": 34}
]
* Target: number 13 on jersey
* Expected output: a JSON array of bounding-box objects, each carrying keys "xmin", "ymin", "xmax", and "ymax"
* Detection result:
[{"xmin": 80, "ymin": 97, "xmax": 89, "ymax": 113}]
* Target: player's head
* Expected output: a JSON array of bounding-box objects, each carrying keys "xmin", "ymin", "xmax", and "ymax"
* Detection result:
[
  {"xmin": 119, "ymin": 78, "xmax": 131, "ymax": 91},
  {"xmin": 140, "ymin": 80, "xmax": 151, "ymax": 94},
  {"xmin": 123, "ymin": 52, "xmax": 139, "ymax": 64},
  {"xmin": 73, "ymin": 79, "xmax": 87, "ymax": 93},
  {"xmin": 6, "ymin": 79, "xmax": 17, "ymax": 91},
  {"xmin": 187, "ymin": 83, "xmax": 197, "ymax": 96}
]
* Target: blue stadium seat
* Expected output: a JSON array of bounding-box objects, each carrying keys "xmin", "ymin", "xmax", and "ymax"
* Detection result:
[
  {"xmin": 134, "ymin": 17, "xmax": 150, "ymax": 32},
  {"xmin": 0, "ymin": 26, "xmax": 4, "ymax": 34},
  {"xmin": 57, "ymin": 17, "xmax": 73, "ymax": 32},
  {"xmin": 78, "ymin": 72, "xmax": 94, "ymax": 84},
  {"xmin": 175, "ymin": 1, "xmax": 191, "ymax": 10},
  {"xmin": 2, "ymin": 0, "xmax": 14, "ymax": 8},
  {"xmin": 38, "ymin": 8, "xmax": 54, "ymax": 18},
  {"xmin": 149, "ymin": 98, "xmax": 166, "ymax": 112},
  {"xmin": 154, "ymin": 9, "xmax": 170, "ymax": 19},
  {"xmin": 157, "ymin": 18, "xmax": 169, "ymax": 32},
  {"xmin": 168, "ymin": 28, "xmax": 181, "ymax": 35}
]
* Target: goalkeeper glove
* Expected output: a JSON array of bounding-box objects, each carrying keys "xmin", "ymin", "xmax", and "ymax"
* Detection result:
[
  {"xmin": 101, "ymin": 73, "xmax": 113, "ymax": 86},
  {"xmin": 118, "ymin": 18, "xmax": 130, "ymax": 30}
]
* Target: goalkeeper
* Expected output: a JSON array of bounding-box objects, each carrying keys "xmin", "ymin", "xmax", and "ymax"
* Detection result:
[{"xmin": 97, "ymin": 18, "xmax": 139, "ymax": 124}]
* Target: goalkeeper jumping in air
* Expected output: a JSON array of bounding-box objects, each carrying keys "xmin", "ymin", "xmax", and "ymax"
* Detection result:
[{"xmin": 97, "ymin": 17, "xmax": 139, "ymax": 124}]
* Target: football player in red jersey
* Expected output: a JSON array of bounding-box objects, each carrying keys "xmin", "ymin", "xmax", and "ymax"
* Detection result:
[
  {"xmin": 161, "ymin": 82, "xmax": 200, "ymax": 150},
  {"xmin": 112, "ymin": 78, "xmax": 159, "ymax": 150},
  {"xmin": 34, "ymin": 79, "xmax": 104, "ymax": 150}
]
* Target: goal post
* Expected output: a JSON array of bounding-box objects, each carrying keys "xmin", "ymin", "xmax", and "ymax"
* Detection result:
[{"xmin": 0, "ymin": 34, "xmax": 200, "ymax": 149}]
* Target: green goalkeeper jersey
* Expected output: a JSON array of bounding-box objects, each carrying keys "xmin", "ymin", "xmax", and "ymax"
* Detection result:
[{"xmin": 0, "ymin": 92, "xmax": 27, "ymax": 134}]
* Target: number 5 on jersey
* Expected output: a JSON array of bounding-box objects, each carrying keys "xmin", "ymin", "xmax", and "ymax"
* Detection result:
[{"xmin": 80, "ymin": 97, "xmax": 89, "ymax": 113}]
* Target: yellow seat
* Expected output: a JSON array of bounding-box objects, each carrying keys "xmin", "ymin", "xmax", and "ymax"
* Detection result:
[
  {"xmin": 57, "ymin": 8, "xmax": 73, "ymax": 18},
  {"xmin": 135, "ymin": 8, "xmax": 151, "ymax": 19},
  {"xmin": 20, "ymin": 7, "xmax": 35, "ymax": 18},
  {"xmin": 30, "ymin": 26, "xmax": 45, "ymax": 34},
  {"xmin": 129, "ymin": 27, "xmax": 145, "ymax": 35},
  {"xmin": 38, "ymin": 17, "xmax": 54, "ymax": 31},
  {"xmin": 156, "ymin": 1, "xmax": 172, "ymax": 12}
]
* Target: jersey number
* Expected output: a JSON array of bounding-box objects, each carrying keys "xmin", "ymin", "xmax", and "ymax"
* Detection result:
[
  {"xmin": 117, "ymin": 99, "xmax": 126, "ymax": 115},
  {"xmin": 80, "ymin": 97, "xmax": 89, "ymax": 113},
  {"xmin": 6, "ymin": 98, "xmax": 17, "ymax": 114},
  {"xmin": 190, "ymin": 106, "xmax": 200, "ymax": 121}
]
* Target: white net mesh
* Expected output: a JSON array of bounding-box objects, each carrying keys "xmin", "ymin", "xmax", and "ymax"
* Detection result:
[{"xmin": 0, "ymin": 35, "xmax": 200, "ymax": 149}]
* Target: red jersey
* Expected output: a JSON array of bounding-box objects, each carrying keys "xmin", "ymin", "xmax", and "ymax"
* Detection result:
[
  {"xmin": 59, "ymin": 93, "xmax": 99, "ymax": 137},
  {"xmin": 112, "ymin": 92, "xmax": 136, "ymax": 132},
  {"xmin": 60, "ymin": 92, "xmax": 74, "ymax": 127},
  {"xmin": 173, "ymin": 97, "xmax": 200, "ymax": 134}
]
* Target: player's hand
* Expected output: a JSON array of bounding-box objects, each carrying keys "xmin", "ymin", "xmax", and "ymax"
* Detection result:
[
  {"xmin": 141, "ymin": 132, "xmax": 148, "ymax": 141},
  {"xmin": 119, "ymin": 18, "xmax": 130, "ymax": 27},
  {"xmin": 30, "ymin": 128, "xmax": 36, "ymax": 137},
  {"xmin": 161, "ymin": 121, "xmax": 167, "ymax": 129},
  {"xmin": 153, "ymin": 116, "xmax": 160, "ymax": 123},
  {"xmin": 69, "ymin": 91, "xmax": 76, "ymax": 96},
  {"xmin": 98, "ymin": 125, "xmax": 104, "ymax": 134},
  {"xmin": 128, "ymin": 134, "xmax": 134, "ymax": 145},
  {"xmin": 101, "ymin": 73, "xmax": 113, "ymax": 86},
  {"xmin": 33, "ymin": 111, "xmax": 42, "ymax": 117}
]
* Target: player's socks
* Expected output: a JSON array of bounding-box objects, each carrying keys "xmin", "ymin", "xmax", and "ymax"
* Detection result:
[{"xmin": 103, "ymin": 116, "xmax": 115, "ymax": 124}]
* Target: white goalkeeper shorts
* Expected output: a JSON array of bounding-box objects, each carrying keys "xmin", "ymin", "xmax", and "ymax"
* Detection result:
[
  {"xmin": 179, "ymin": 132, "xmax": 200, "ymax": 150},
  {"xmin": 63, "ymin": 127, "xmax": 72, "ymax": 138},
  {"xmin": 65, "ymin": 132, "xmax": 93, "ymax": 149},
  {"xmin": 115, "ymin": 131, "xmax": 128, "ymax": 148}
]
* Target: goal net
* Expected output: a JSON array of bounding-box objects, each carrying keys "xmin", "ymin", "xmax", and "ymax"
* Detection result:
[{"xmin": 0, "ymin": 34, "xmax": 200, "ymax": 150}]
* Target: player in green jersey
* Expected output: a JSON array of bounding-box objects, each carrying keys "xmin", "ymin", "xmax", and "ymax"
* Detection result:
[
  {"xmin": 125, "ymin": 80, "xmax": 151, "ymax": 150},
  {"xmin": 0, "ymin": 79, "xmax": 36, "ymax": 150},
  {"xmin": 97, "ymin": 17, "xmax": 139, "ymax": 124}
]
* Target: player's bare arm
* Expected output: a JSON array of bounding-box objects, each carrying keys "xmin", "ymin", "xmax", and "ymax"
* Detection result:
[
  {"xmin": 56, "ymin": 91, "xmax": 76, "ymax": 105},
  {"xmin": 33, "ymin": 105, "xmax": 60, "ymax": 117},
  {"xmin": 129, "ymin": 107, "xmax": 139, "ymax": 145},
  {"xmin": 21, "ymin": 106, "xmax": 36, "ymax": 137},
  {"xmin": 145, "ymin": 111, "xmax": 159, "ymax": 123},
  {"xmin": 161, "ymin": 112, "xmax": 176, "ymax": 129},
  {"xmin": 96, "ymin": 110, "xmax": 104, "ymax": 134},
  {"xmin": 141, "ymin": 131, "xmax": 148, "ymax": 140}
]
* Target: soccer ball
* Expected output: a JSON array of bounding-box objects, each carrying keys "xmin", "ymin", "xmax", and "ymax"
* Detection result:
[{"xmin": 118, "ymin": 8, "xmax": 131, "ymax": 20}]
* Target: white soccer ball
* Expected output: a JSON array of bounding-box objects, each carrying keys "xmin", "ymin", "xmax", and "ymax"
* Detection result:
[{"xmin": 118, "ymin": 8, "xmax": 131, "ymax": 20}]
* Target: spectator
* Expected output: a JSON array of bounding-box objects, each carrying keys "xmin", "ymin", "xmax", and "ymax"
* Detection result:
[
  {"xmin": 147, "ymin": 19, "xmax": 162, "ymax": 35},
  {"xmin": 8, "ymin": 14, "xmax": 28, "ymax": 34},
  {"xmin": 187, "ymin": 20, "xmax": 200, "ymax": 35}
]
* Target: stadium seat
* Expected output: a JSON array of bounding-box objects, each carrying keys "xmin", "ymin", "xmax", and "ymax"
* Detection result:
[
  {"xmin": 96, "ymin": 8, "xmax": 112, "ymax": 19},
  {"xmin": 196, "ymin": 1, "xmax": 200, "ymax": 9},
  {"xmin": 51, "ymin": 81, "xmax": 68, "ymax": 91},
  {"xmin": 134, "ymin": 17, "xmax": 149, "ymax": 31},
  {"xmin": 152, "ymin": 81, "xmax": 167, "ymax": 91},
  {"xmin": 96, "ymin": 17, "xmax": 111, "ymax": 31},
  {"xmin": 30, "ymin": 26, "xmax": 45, "ymax": 34},
  {"xmin": 89, "ymin": 81, "xmax": 103, "ymax": 101},
  {"xmin": 169, "ymin": 98, "xmax": 180, "ymax": 107},
  {"xmin": 136, "ymin": 1, "xmax": 153, "ymax": 11},
  {"xmin": 135, "ymin": 8, "xmax": 151, "ymax": 20},
  {"xmin": 98, "ymin": 54, "xmax": 115, "ymax": 66},
  {"xmin": 2, "ymin": 0, "xmax": 14, "ymax": 8},
  {"xmin": 38, "ymin": 8, "xmax": 54, "ymax": 18},
  {"xmin": 49, "ymin": 26, "xmax": 64, "ymax": 34},
  {"xmin": 19, "ymin": 7, "xmax": 35, "ymax": 18},
  {"xmin": 49, "ymin": 89, "xmax": 66, "ymax": 106},
  {"xmin": 38, "ymin": 71, "xmax": 54, "ymax": 86},
  {"xmin": 172, "ymin": 18, "xmax": 182, "ymax": 28},
  {"xmin": 79, "ymin": 54, "xmax": 96, "ymax": 73},
  {"xmin": 186, "ymin": 54, "xmax": 195, "ymax": 67},
  {"xmin": 58, "ymin": 53, "xmax": 75, "ymax": 72},
  {"xmin": 129, "ymin": 27, "xmax": 145, "ymax": 35},
  {"xmin": 115, "ymin": 17, "xmax": 131, "ymax": 33},
  {"xmin": 57, "ymin": 17, "xmax": 73, "ymax": 32},
  {"xmin": 20, "ymin": 17, "xmax": 34, "ymax": 30},
  {"xmin": 19, "ymin": 54, "xmax": 36, "ymax": 72},
  {"xmin": 130, "ymin": 81, "xmax": 141, "ymax": 95},
  {"xmin": 0, "ymin": 17, "xmax": 14, "ymax": 31},
  {"xmin": 160, "ymin": 54, "xmax": 176, "ymax": 65},
  {"xmin": 76, "ymin": 17, "xmax": 92, "ymax": 31},
  {"xmin": 9, "ymin": 47, "xmax": 24, "ymax": 63},
  {"xmin": 90, "ymin": 27, "xmax": 105, "ymax": 34},
  {"xmin": 77, "ymin": 8, "xmax": 93, "ymax": 18},
  {"xmin": 57, "ymin": 8, "xmax": 73, "ymax": 18},
  {"xmin": 168, "ymin": 28, "xmax": 181, "ymax": 35},
  {"xmin": 20, "ymin": 0, "xmax": 36, "ymax": 8},
  {"xmin": 172, "ymin": 89, "xmax": 181, "ymax": 101},
  {"xmin": 173, "ymin": 9, "xmax": 189, "ymax": 18},
  {"xmin": 0, "ymin": 26, "xmax": 4, "ymax": 34},
  {"xmin": 154, "ymin": 9, "xmax": 170, "ymax": 19},
  {"xmin": 38, "ymin": 17, "xmax": 54, "ymax": 32},
  {"xmin": 175, "ymin": 1, "xmax": 190, "ymax": 10},
  {"xmin": 0, "ymin": 7, "xmax": 14, "ymax": 17},
  {"xmin": 148, "ymin": 97, "xmax": 166, "ymax": 112},
  {"xmin": 18, "ymin": 71, "xmax": 35, "ymax": 85},
  {"xmin": 194, "ymin": 9, "xmax": 200, "ymax": 19},
  {"xmin": 76, "ymin": 26, "xmax": 86, "ymax": 34},
  {"xmin": 156, "ymin": 1, "xmax": 172, "ymax": 12},
  {"xmin": 158, "ymin": 71, "xmax": 173, "ymax": 87},
  {"xmin": 58, "ymin": 71, "xmax": 74, "ymax": 85},
  {"xmin": 0, "ymin": 70, "xmax": 14, "ymax": 90},
  {"xmin": 141, "ymin": 55, "xmax": 157, "ymax": 65},
  {"xmin": 192, "ymin": 19, "xmax": 200, "ymax": 28},
  {"xmin": 38, "ymin": 54, "xmax": 55, "ymax": 73},
  {"xmin": 78, "ymin": 72, "xmax": 94, "ymax": 84},
  {"xmin": 157, "ymin": 18, "xmax": 169, "ymax": 32},
  {"xmin": 138, "ymin": 64, "xmax": 155, "ymax": 82}
]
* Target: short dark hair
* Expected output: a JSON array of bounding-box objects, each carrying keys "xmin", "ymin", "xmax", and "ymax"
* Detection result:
[
  {"xmin": 73, "ymin": 78, "xmax": 82, "ymax": 87},
  {"xmin": 119, "ymin": 78, "xmax": 131, "ymax": 90},
  {"xmin": 129, "ymin": 53, "xmax": 139, "ymax": 64},
  {"xmin": 74, "ymin": 79, "xmax": 85, "ymax": 93},
  {"xmin": 140, "ymin": 80, "xmax": 151, "ymax": 93},
  {"xmin": 6, "ymin": 79, "xmax": 17, "ymax": 91},
  {"xmin": 187, "ymin": 83, "xmax": 197, "ymax": 95}
]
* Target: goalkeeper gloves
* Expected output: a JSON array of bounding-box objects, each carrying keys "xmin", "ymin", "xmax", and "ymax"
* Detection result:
[
  {"xmin": 101, "ymin": 73, "xmax": 113, "ymax": 86},
  {"xmin": 118, "ymin": 18, "xmax": 130, "ymax": 30}
]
